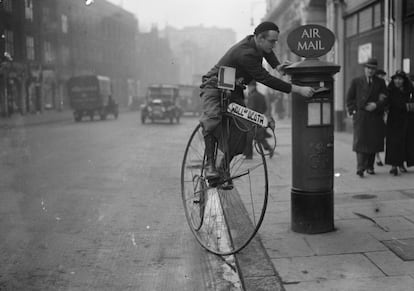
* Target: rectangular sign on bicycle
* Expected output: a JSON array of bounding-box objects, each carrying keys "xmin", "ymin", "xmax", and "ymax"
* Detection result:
[
  {"xmin": 217, "ymin": 66, "xmax": 236, "ymax": 91},
  {"xmin": 227, "ymin": 103, "xmax": 268, "ymax": 128}
]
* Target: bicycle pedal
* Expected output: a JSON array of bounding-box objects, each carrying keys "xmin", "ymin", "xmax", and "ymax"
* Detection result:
[{"xmin": 219, "ymin": 180, "xmax": 233, "ymax": 190}]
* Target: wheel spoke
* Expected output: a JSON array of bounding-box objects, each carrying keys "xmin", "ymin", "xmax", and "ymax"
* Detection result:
[{"xmin": 181, "ymin": 124, "xmax": 268, "ymax": 255}]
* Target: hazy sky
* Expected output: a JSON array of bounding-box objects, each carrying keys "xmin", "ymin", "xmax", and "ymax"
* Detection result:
[{"xmin": 106, "ymin": 0, "xmax": 267, "ymax": 40}]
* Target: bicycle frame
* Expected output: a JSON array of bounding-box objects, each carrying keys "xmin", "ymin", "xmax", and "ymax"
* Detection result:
[{"xmin": 216, "ymin": 89, "xmax": 270, "ymax": 183}]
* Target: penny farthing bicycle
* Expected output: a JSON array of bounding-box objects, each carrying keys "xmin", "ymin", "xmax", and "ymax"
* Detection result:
[{"xmin": 180, "ymin": 67, "xmax": 275, "ymax": 256}]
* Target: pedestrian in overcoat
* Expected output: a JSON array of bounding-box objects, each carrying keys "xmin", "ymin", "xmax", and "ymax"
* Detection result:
[
  {"xmin": 385, "ymin": 70, "xmax": 414, "ymax": 175},
  {"xmin": 346, "ymin": 58, "xmax": 388, "ymax": 177}
]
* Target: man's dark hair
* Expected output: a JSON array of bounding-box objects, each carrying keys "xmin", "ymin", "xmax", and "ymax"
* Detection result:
[{"xmin": 254, "ymin": 21, "xmax": 280, "ymax": 35}]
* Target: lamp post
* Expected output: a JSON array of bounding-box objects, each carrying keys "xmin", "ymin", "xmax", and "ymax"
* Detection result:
[{"xmin": 250, "ymin": 1, "xmax": 266, "ymax": 27}]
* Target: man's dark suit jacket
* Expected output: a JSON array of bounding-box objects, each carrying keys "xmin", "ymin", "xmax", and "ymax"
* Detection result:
[{"xmin": 201, "ymin": 35, "xmax": 292, "ymax": 99}]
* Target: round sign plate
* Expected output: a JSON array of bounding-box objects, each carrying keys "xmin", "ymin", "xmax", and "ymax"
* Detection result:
[{"xmin": 287, "ymin": 24, "xmax": 335, "ymax": 58}]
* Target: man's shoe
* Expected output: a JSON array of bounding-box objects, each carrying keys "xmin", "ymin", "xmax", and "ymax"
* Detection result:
[
  {"xmin": 376, "ymin": 161, "xmax": 384, "ymax": 166},
  {"xmin": 356, "ymin": 170, "xmax": 364, "ymax": 177},
  {"xmin": 367, "ymin": 169, "xmax": 375, "ymax": 175},
  {"xmin": 205, "ymin": 164, "xmax": 219, "ymax": 180}
]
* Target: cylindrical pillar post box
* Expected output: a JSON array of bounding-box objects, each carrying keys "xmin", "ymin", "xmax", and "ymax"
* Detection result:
[{"xmin": 285, "ymin": 59, "xmax": 340, "ymax": 234}]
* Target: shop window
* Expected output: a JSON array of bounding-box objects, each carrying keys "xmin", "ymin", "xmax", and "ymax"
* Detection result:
[
  {"xmin": 359, "ymin": 7, "xmax": 373, "ymax": 33},
  {"xmin": 345, "ymin": 14, "xmax": 357, "ymax": 37},
  {"xmin": 405, "ymin": 0, "xmax": 414, "ymax": 16},
  {"xmin": 26, "ymin": 36, "xmax": 35, "ymax": 60}
]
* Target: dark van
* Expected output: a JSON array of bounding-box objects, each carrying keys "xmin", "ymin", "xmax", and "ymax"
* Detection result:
[{"xmin": 67, "ymin": 75, "xmax": 119, "ymax": 122}]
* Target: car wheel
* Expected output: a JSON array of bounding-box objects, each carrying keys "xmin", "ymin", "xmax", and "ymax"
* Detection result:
[{"xmin": 74, "ymin": 111, "xmax": 82, "ymax": 122}]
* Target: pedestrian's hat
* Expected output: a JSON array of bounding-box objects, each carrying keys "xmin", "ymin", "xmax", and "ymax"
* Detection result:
[
  {"xmin": 376, "ymin": 69, "xmax": 386, "ymax": 76},
  {"xmin": 364, "ymin": 58, "xmax": 378, "ymax": 69},
  {"xmin": 391, "ymin": 70, "xmax": 407, "ymax": 79},
  {"xmin": 254, "ymin": 22, "xmax": 279, "ymax": 35}
]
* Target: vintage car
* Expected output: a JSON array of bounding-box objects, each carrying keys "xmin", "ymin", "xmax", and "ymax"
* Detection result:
[
  {"xmin": 178, "ymin": 84, "xmax": 201, "ymax": 116},
  {"xmin": 140, "ymin": 84, "xmax": 182, "ymax": 124},
  {"xmin": 67, "ymin": 75, "xmax": 118, "ymax": 122}
]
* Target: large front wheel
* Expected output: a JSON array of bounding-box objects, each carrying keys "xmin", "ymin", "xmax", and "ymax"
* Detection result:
[{"xmin": 181, "ymin": 124, "xmax": 269, "ymax": 255}]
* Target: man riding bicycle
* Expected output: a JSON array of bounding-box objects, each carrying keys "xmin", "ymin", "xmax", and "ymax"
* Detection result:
[{"xmin": 200, "ymin": 21, "xmax": 315, "ymax": 180}]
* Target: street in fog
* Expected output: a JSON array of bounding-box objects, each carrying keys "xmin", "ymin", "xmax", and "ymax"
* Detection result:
[{"xmin": 0, "ymin": 113, "xmax": 236, "ymax": 290}]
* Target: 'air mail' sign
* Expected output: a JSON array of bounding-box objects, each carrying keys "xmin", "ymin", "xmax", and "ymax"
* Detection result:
[{"xmin": 287, "ymin": 24, "xmax": 335, "ymax": 58}]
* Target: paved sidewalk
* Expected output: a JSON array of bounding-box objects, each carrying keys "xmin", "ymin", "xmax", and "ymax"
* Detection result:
[{"xmin": 259, "ymin": 118, "xmax": 414, "ymax": 290}]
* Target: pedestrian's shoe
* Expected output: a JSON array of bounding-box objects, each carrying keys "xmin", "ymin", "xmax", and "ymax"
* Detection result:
[
  {"xmin": 366, "ymin": 169, "xmax": 376, "ymax": 175},
  {"xmin": 356, "ymin": 170, "xmax": 364, "ymax": 178},
  {"xmin": 390, "ymin": 167, "xmax": 398, "ymax": 176},
  {"xmin": 376, "ymin": 160, "xmax": 384, "ymax": 166},
  {"xmin": 204, "ymin": 135, "xmax": 219, "ymax": 180},
  {"xmin": 399, "ymin": 165, "xmax": 408, "ymax": 173}
]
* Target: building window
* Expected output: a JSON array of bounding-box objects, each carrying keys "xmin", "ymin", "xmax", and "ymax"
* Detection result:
[
  {"xmin": 61, "ymin": 14, "xmax": 68, "ymax": 33},
  {"xmin": 373, "ymin": 3, "xmax": 382, "ymax": 27},
  {"xmin": 42, "ymin": 7, "xmax": 50, "ymax": 25},
  {"xmin": 3, "ymin": 0, "xmax": 12, "ymax": 12},
  {"xmin": 359, "ymin": 7, "xmax": 373, "ymax": 33},
  {"xmin": 25, "ymin": 0, "xmax": 33, "ymax": 21},
  {"xmin": 26, "ymin": 36, "xmax": 35, "ymax": 60},
  {"xmin": 5, "ymin": 29, "xmax": 14, "ymax": 58},
  {"xmin": 345, "ymin": 13, "xmax": 357, "ymax": 37},
  {"xmin": 405, "ymin": 0, "xmax": 414, "ymax": 16},
  {"xmin": 44, "ymin": 41, "xmax": 54, "ymax": 63},
  {"xmin": 61, "ymin": 45, "xmax": 70, "ymax": 65}
]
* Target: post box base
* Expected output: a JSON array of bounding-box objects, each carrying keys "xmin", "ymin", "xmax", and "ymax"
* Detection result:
[{"xmin": 291, "ymin": 189, "xmax": 334, "ymax": 234}]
